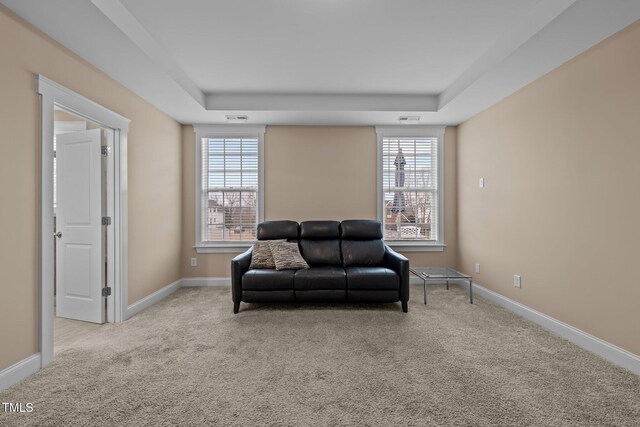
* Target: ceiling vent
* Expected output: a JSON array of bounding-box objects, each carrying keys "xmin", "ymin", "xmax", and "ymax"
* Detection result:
[
  {"xmin": 398, "ymin": 116, "xmax": 421, "ymax": 123},
  {"xmin": 226, "ymin": 114, "xmax": 248, "ymax": 122}
]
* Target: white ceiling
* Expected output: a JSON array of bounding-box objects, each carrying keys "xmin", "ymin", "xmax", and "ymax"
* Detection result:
[
  {"xmin": 121, "ymin": 0, "xmax": 534, "ymax": 95},
  {"xmin": 3, "ymin": 0, "xmax": 640, "ymax": 125}
]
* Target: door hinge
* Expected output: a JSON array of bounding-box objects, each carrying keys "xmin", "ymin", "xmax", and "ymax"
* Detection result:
[
  {"xmin": 102, "ymin": 287, "xmax": 112, "ymax": 297},
  {"xmin": 101, "ymin": 145, "xmax": 111, "ymax": 157},
  {"xmin": 102, "ymin": 216, "xmax": 112, "ymax": 226}
]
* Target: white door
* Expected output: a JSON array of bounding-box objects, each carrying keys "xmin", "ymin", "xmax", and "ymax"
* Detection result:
[{"xmin": 55, "ymin": 129, "xmax": 105, "ymax": 324}]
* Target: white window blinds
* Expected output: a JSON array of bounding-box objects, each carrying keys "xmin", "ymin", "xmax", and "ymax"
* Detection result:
[
  {"xmin": 201, "ymin": 137, "xmax": 259, "ymax": 242},
  {"xmin": 382, "ymin": 137, "xmax": 439, "ymax": 241}
]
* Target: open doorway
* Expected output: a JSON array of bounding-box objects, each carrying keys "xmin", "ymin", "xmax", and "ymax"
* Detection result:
[
  {"xmin": 38, "ymin": 75, "xmax": 130, "ymax": 368},
  {"xmin": 53, "ymin": 107, "xmax": 113, "ymax": 353}
]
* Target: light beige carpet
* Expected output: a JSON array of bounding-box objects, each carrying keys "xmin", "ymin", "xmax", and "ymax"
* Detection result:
[{"xmin": 1, "ymin": 285, "xmax": 638, "ymax": 426}]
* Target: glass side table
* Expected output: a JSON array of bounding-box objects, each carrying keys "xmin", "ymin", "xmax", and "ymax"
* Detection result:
[{"xmin": 410, "ymin": 267, "xmax": 473, "ymax": 305}]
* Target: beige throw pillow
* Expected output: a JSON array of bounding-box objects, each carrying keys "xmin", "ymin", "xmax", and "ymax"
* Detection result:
[
  {"xmin": 249, "ymin": 240, "xmax": 285, "ymax": 269},
  {"xmin": 269, "ymin": 241, "xmax": 310, "ymax": 270}
]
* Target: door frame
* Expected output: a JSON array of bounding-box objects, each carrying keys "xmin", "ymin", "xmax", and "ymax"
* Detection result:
[{"xmin": 37, "ymin": 75, "xmax": 130, "ymax": 367}]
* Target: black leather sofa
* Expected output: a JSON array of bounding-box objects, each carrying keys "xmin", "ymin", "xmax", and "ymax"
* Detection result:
[{"xmin": 231, "ymin": 220, "xmax": 410, "ymax": 313}]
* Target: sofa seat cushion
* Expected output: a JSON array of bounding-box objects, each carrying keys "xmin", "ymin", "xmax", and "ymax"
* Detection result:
[
  {"xmin": 243, "ymin": 269, "xmax": 295, "ymax": 291},
  {"xmin": 295, "ymin": 290, "xmax": 345, "ymax": 302},
  {"xmin": 347, "ymin": 290, "xmax": 399, "ymax": 303},
  {"xmin": 243, "ymin": 290, "xmax": 294, "ymax": 303},
  {"xmin": 345, "ymin": 267, "xmax": 399, "ymax": 290},
  {"xmin": 294, "ymin": 267, "xmax": 346, "ymax": 290}
]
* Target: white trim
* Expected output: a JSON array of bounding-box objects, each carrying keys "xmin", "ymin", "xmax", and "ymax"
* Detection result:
[
  {"xmin": 195, "ymin": 244, "xmax": 251, "ymax": 254},
  {"xmin": 36, "ymin": 75, "xmax": 130, "ymax": 367},
  {"xmin": 125, "ymin": 279, "xmax": 182, "ymax": 320},
  {"xmin": 39, "ymin": 89, "xmax": 55, "ymax": 367},
  {"xmin": 181, "ymin": 277, "xmax": 230, "ymax": 287},
  {"xmin": 375, "ymin": 126, "xmax": 446, "ymax": 249},
  {"xmin": 115, "ymin": 128, "xmax": 128, "ymax": 323},
  {"xmin": 37, "ymin": 76, "xmax": 130, "ymax": 130},
  {"xmin": 387, "ymin": 243, "xmax": 445, "ymax": 252},
  {"xmin": 102, "ymin": 129, "xmax": 116, "ymax": 323},
  {"xmin": 193, "ymin": 125, "xmax": 266, "ymax": 249},
  {"xmin": 0, "ymin": 354, "xmax": 41, "ymax": 391},
  {"xmin": 469, "ymin": 282, "xmax": 640, "ymax": 375},
  {"xmin": 258, "ymin": 127, "xmax": 265, "ymax": 224},
  {"xmin": 104, "ymin": 128, "xmax": 116, "ymax": 323},
  {"xmin": 125, "ymin": 277, "xmax": 231, "ymax": 318}
]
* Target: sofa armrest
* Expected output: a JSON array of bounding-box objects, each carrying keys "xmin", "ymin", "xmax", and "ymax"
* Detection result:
[
  {"xmin": 384, "ymin": 246, "xmax": 409, "ymax": 304},
  {"xmin": 231, "ymin": 247, "xmax": 252, "ymax": 303}
]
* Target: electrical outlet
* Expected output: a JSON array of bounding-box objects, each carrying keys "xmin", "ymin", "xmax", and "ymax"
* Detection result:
[
  {"xmin": 514, "ymin": 275, "xmax": 521, "ymax": 288},
  {"xmin": 190, "ymin": 257, "xmax": 198, "ymax": 267},
  {"xmin": 479, "ymin": 177, "xmax": 485, "ymax": 188},
  {"xmin": 475, "ymin": 263, "xmax": 480, "ymax": 273}
]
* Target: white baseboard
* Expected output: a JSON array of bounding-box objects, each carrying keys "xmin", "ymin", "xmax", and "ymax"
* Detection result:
[
  {"xmin": 0, "ymin": 353, "xmax": 41, "ymax": 391},
  {"xmin": 125, "ymin": 279, "xmax": 182, "ymax": 320},
  {"xmin": 181, "ymin": 277, "xmax": 230, "ymax": 287},
  {"xmin": 124, "ymin": 277, "xmax": 229, "ymax": 320},
  {"xmin": 469, "ymin": 282, "xmax": 640, "ymax": 375}
]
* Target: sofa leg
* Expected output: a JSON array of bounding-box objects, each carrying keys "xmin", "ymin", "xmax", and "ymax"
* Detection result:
[
  {"xmin": 401, "ymin": 301, "xmax": 408, "ymax": 313},
  {"xmin": 233, "ymin": 301, "xmax": 240, "ymax": 314}
]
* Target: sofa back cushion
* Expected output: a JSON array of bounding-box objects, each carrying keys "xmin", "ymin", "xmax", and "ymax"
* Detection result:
[
  {"xmin": 340, "ymin": 220, "xmax": 385, "ymax": 267},
  {"xmin": 300, "ymin": 221, "xmax": 341, "ymax": 266},
  {"xmin": 257, "ymin": 220, "xmax": 299, "ymax": 241}
]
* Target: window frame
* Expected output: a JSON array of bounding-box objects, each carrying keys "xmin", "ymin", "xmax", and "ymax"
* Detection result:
[
  {"xmin": 194, "ymin": 124, "xmax": 266, "ymax": 253},
  {"xmin": 376, "ymin": 125, "xmax": 446, "ymax": 252}
]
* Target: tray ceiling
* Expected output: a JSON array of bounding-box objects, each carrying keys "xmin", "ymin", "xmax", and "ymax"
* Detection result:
[{"xmin": 2, "ymin": 0, "xmax": 640, "ymax": 125}]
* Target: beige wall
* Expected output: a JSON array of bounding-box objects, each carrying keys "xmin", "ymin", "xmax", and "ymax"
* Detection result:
[
  {"xmin": 0, "ymin": 6, "xmax": 182, "ymax": 370},
  {"xmin": 457, "ymin": 20, "xmax": 640, "ymax": 355},
  {"xmin": 182, "ymin": 125, "xmax": 457, "ymax": 277},
  {"xmin": 264, "ymin": 126, "xmax": 378, "ymax": 221}
]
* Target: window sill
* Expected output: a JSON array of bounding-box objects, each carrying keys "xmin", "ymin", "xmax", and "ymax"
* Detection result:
[
  {"xmin": 385, "ymin": 242, "xmax": 446, "ymax": 252},
  {"xmin": 195, "ymin": 244, "xmax": 252, "ymax": 254}
]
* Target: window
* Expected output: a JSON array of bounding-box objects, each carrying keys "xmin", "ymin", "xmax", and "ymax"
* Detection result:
[
  {"xmin": 194, "ymin": 125, "xmax": 265, "ymax": 251},
  {"xmin": 376, "ymin": 126, "xmax": 445, "ymax": 249}
]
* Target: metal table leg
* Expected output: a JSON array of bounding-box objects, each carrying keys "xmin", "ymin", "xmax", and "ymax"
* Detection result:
[
  {"xmin": 446, "ymin": 279, "xmax": 449, "ymax": 290},
  {"xmin": 423, "ymin": 278, "xmax": 427, "ymax": 305},
  {"xmin": 469, "ymin": 279, "xmax": 473, "ymax": 304}
]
